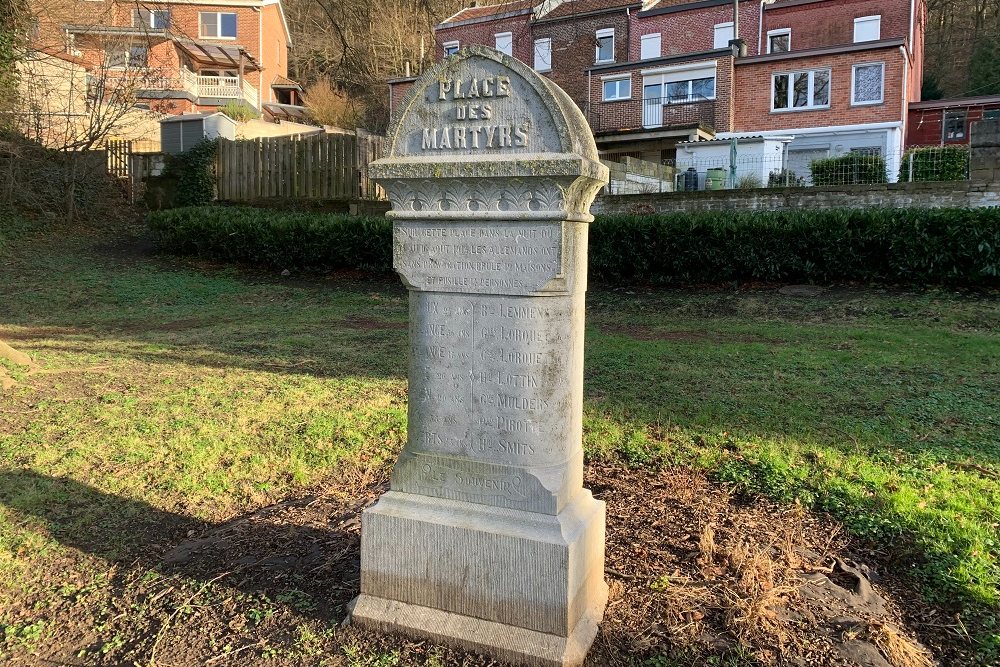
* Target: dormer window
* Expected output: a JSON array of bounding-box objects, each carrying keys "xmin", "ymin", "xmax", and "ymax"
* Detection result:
[
  {"xmin": 443, "ymin": 41, "xmax": 460, "ymax": 57},
  {"xmin": 854, "ymin": 15, "xmax": 881, "ymax": 42},
  {"xmin": 595, "ymin": 28, "xmax": 614, "ymax": 64},
  {"xmin": 767, "ymin": 29, "xmax": 790, "ymax": 53}
]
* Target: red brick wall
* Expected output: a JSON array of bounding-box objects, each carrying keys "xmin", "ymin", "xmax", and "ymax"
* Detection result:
[
  {"xmin": 435, "ymin": 14, "xmax": 535, "ymax": 66},
  {"xmin": 532, "ymin": 11, "xmax": 631, "ymax": 111},
  {"xmin": 388, "ymin": 79, "xmax": 416, "ymax": 117},
  {"xmin": 631, "ymin": 1, "xmax": 761, "ymax": 59},
  {"xmin": 908, "ymin": 104, "xmax": 1000, "ymax": 147},
  {"xmin": 587, "ymin": 55, "xmax": 734, "ymax": 133},
  {"xmin": 732, "ymin": 47, "xmax": 905, "ymax": 132},
  {"xmin": 762, "ymin": 0, "xmax": 910, "ymax": 51}
]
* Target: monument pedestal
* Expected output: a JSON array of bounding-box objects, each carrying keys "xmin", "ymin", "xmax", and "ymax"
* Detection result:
[
  {"xmin": 351, "ymin": 491, "xmax": 607, "ymax": 666},
  {"xmin": 348, "ymin": 46, "xmax": 610, "ymax": 666}
]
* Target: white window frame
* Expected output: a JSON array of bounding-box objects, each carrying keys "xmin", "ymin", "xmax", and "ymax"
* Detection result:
[
  {"xmin": 533, "ymin": 38, "xmax": 551, "ymax": 71},
  {"xmin": 442, "ymin": 40, "xmax": 460, "ymax": 57},
  {"xmin": 133, "ymin": 9, "xmax": 170, "ymax": 29},
  {"xmin": 851, "ymin": 62, "xmax": 884, "ymax": 106},
  {"xmin": 595, "ymin": 28, "xmax": 615, "ymax": 64},
  {"xmin": 602, "ymin": 75, "xmax": 631, "ymax": 101},
  {"xmin": 713, "ymin": 22, "xmax": 734, "ymax": 49},
  {"xmin": 771, "ymin": 68, "xmax": 831, "ymax": 112},
  {"xmin": 640, "ymin": 33, "xmax": 661, "ymax": 60},
  {"xmin": 494, "ymin": 32, "xmax": 512, "ymax": 56},
  {"xmin": 199, "ymin": 12, "xmax": 237, "ymax": 39},
  {"xmin": 766, "ymin": 28, "xmax": 790, "ymax": 53},
  {"xmin": 853, "ymin": 15, "xmax": 881, "ymax": 43}
]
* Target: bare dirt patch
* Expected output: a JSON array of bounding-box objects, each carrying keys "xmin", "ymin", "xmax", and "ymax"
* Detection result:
[{"xmin": 2, "ymin": 462, "xmax": 963, "ymax": 667}]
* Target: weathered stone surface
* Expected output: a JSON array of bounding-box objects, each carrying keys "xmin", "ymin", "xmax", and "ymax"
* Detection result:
[{"xmin": 349, "ymin": 46, "xmax": 609, "ymax": 667}]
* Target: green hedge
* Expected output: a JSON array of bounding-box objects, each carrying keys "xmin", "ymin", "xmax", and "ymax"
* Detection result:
[
  {"xmin": 148, "ymin": 206, "xmax": 392, "ymax": 271},
  {"xmin": 899, "ymin": 145, "xmax": 970, "ymax": 182},
  {"xmin": 810, "ymin": 153, "xmax": 888, "ymax": 186},
  {"xmin": 149, "ymin": 206, "xmax": 1000, "ymax": 286}
]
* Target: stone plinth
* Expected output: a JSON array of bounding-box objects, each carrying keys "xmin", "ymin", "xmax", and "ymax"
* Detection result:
[{"xmin": 347, "ymin": 46, "xmax": 609, "ymax": 667}]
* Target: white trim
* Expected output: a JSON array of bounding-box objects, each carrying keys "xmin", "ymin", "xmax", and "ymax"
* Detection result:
[
  {"xmin": 494, "ymin": 31, "xmax": 513, "ymax": 56},
  {"xmin": 641, "ymin": 59, "xmax": 717, "ymax": 76},
  {"xmin": 713, "ymin": 21, "xmax": 734, "ymax": 49},
  {"xmin": 199, "ymin": 11, "xmax": 239, "ymax": 39},
  {"xmin": 853, "ymin": 15, "xmax": 881, "ymax": 43},
  {"xmin": 851, "ymin": 61, "xmax": 885, "ymax": 106},
  {"xmin": 640, "ymin": 33, "xmax": 661, "ymax": 60},
  {"xmin": 533, "ymin": 37, "xmax": 551, "ymax": 72},
  {"xmin": 262, "ymin": 0, "xmax": 292, "ymax": 47},
  {"xmin": 138, "ymin": 0, "xmax": 262, "ymax": 5},
  {"xmin": 595, "ymin": 27, "xmax": 615, "ymax": 64},
  {"xmin": 717, "ymin": 121, "xmax": 903, "ymax": 139},
  {"xmin": 766, "ymin": 28, "xmax": 790, "ymax": 54},
  {"xmin": 442, "ymin": 40, "xmax": 460, "ymax": 56},
  {"xmin": 771, "ymin": 68, "xmax": 831, "ymax": 112},
  {"xmin": 602, "ymin": 75, "xmax": 631, "ymax": 101}
]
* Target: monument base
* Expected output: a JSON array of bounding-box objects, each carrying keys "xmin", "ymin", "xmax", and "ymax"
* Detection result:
[{"xmin": 348, "ymin": 490, "xmax": 607, "ymax": 667}]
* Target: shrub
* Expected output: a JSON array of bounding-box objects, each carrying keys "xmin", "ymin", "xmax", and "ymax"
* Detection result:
[
  {"xmin": 162, "ymin": 139, "xmax": 218, "ymax": 208},
  {"xmin": 735, "ymin": 173, "xmax": 763, "ymax": 190},
  {"xmin": 218, "ymin": 101, "xmax": 260, "ymax": 123},
  {"xmin": 810, "ymin": 153, "xmax": 887, "ymax": 186},
  {"xmin": 148, "ymin": 206, "xmax": 391, "ymax": 271},
  {"xmin": 767, "ymin": 169, "xmax": 806, "ymax": 188},
  {"xmin": 148, "ymin": 205, "xmax": 1000, "ymax": 286},
  {"xmin": 899, "ymin": 145, "xmax": 970, "ymax": 182}
]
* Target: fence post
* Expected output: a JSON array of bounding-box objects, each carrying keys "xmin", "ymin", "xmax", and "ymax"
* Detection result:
[{"xmin": 908, "ymin": 152, "xmax": 914, "ymax": 183}]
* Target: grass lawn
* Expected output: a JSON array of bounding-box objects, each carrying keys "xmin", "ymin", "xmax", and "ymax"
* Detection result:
[{"xmin": 0, "ymin": 214, "xmax": 998, "ymax": 665}]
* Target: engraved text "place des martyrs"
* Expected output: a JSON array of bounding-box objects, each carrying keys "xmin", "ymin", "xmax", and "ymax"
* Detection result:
[{"xmin": 421, "ymin": 75, "xmax": 529, "ymax": 151}]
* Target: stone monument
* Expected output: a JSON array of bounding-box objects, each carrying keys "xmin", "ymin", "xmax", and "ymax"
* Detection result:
[{"xmin": 348, "ymin": 46, "xmax": 609, "ymax": 666}]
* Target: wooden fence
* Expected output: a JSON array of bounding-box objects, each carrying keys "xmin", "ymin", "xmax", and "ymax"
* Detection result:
[
  {"xmin": 216, "ymin": 132, "xmax": 385, "ymax": 201},
  {"xmin": 106, "ymin": 140, "xmax": 132, "ymax": 179}
]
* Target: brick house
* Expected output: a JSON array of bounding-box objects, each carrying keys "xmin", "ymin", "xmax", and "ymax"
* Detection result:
[
  {"xmin": 30, "ymin": 0, "xmax": 297, "ymax": 119},
  {"xmin": 388, "ymin": 0, "xmax": 927, "ymax": 180},
  {"xmin": 907, "ymin": 95, "xmax": 1000, "ymax": 147}
]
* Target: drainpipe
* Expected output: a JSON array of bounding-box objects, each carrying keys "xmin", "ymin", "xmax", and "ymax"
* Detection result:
[
  {"xmin": 729, "ymin": 0, "xmax": 747, "ymax": 56},
  {"xmin": 758, "ymin": 1, "xmax": 765, "ymax": 55}
]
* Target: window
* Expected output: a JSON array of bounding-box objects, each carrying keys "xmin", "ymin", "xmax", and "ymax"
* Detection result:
[
  {"xmin": 850, "ymin": 146, "xmax": 883, "ymax": 156},
  {"xmin": 640, "ymin": 33, "xmax": 661, "ymax": 60},
  {"xmin": 713, "ymin": 22, "xmax": 734, "ymax": 49},
  {"xmin": 984, "ymin": 109, "xmax": 1000, "ymax": 121},
  {"xmin": 495, "ymin": 32, "xmax": 512, "ymax": 56},
  {"xmin": 772, "ymin": 69, "xmax": 830, "ymax": 110},
  {"xmin": 852, "ymin": 62, "xmax": 884, "ymax": 105},
  {"xmin": 602, "ymin": 76, "xmax": 630, "ymax": 101},
  {"xmin": 767, "ymin": 29, "xmax": 790, "ymax": 53},
  {"xmin": 442, "ymin": 41, "xmax": 460, "ymax": 57},
  {"xmin": 199, "ymin": 12, "xmax": 237, "ymax": 39},
  {"xmin": 854, "ymin": 15, "xmax": 880, "ymax": 43},
  {"xmin": 533, "ymin": 38, "xmax": 551, "ymax": 71},
  {"xmin": 133, "ymin": 9, "xmax": 170, "ymax": 29},
  {"xmin": 665, "ymin": 77, "xmax": 715, "ymax": 102},
  {"xmin": 595, "ymin": 28, "xmax": 614, "ymax": 63},
  {"xmin": 106, "ymin": 44, "xmax": 148, "ymax": 68},
  {"xmin": 944, "ymin": 111, "xmax": 967, "ymax": 141}
]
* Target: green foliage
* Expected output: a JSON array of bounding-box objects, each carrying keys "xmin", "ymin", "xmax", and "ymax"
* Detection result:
[
  {"xmin": 148, "ymin": 206, "xmax": 391, "ymax": 271},
  {"xmin": 734, "ymin": 173, "xmax": 763, "ymax": 190},
  {"xmin": 809, "ymin": 153, "xmax": 887, "ymax": 186},
  {"xmin": 164, "ymin": 139, "xmax": 218, "ymax": 208},
  {"xmin": 218, "ymin": 101, "xmax": 260, "ymax": 123},
  {"xmin": 899, "ymin": 145, "xmax": 970, "ymax": 182},
  {"xmin": 149, "ymin": 206, "xmax": 1000, "ymax": 286},
  {"xmin": 767, "ymin": 169, "xmax": 806, "ymax": 188},
  {"xmin": 590, "ymin": 208, "xmax": 998, "ymax": 286}
]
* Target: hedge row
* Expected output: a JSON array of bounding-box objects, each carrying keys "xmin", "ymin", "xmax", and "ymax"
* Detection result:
[{"xmin": 148, "ymin": 206, "xmax": 1000, "ymax": 286}]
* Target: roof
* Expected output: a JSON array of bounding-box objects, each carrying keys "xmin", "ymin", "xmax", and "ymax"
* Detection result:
[
  {"xmin": 440, "ymin": 0, "xmax": 537, "ymax": 25},
  {"xmin": 540, "ymin": 0, "xmax": 640, "ymax": 19},
  {"xmin": 262, "ymin": 103, "xmax": 317, "ymax": 124},
  {"xmin": 638, "ymin": 0, "xmax": 738, "ymax": 16},
  {"xmin": 271, "ymin": 75, "xmax": 302, "ymax": 90},
  {"xmin": 909, "ymin": 94, "xmax": 1000, "ymax": 110},
  {"xmin": 160, "ymin": 112, "xmax": 234, "ymax": 124},
  {"xmin": 175, "ymin": 40, "xmax": 261, "ymax": 71}
]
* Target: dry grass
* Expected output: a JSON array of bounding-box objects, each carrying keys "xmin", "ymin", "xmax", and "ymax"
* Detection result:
[{"xmin": 869, "ymin": 622, "xmax": 937, "ymax": 667}]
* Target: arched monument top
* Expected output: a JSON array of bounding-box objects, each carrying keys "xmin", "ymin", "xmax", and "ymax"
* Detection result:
[{"xmin": 382, "ymin": 46, "xmax": 601, "ymax": 165}]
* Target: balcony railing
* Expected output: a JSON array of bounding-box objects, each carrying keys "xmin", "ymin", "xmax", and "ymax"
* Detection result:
[
  {"xmin": 589, "ymin": 95, "xmax": 716, "ymax": 134},
  {"xmin": 137, "ymin": 67, "xmax": 258, "ymax": 108}
]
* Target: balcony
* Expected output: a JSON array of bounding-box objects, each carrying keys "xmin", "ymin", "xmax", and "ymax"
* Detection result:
[
  {"xmin": 588, "ymin": 96, "xmax": 716, "ymax": 135},
  {"xmin": 137, "ymin": 67, "xmax": 259, "ymax": 108}
]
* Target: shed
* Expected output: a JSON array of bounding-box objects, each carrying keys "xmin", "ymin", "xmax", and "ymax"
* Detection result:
[{"xmin": 159, "ymin": 113, "xmax": 237, "ymax": 154}]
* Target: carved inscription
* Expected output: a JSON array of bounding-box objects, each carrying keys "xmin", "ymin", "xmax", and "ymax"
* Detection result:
[
  {"xmin": 394, "ymin": 222, "xmax": 563, "ymax": 295},
  {"xmin": 421, "ymin": 76, "xmax": 531, "ymax": 152},
  {"xmin": 408, "ymin": 292, "xmax": 573, "ymax": 473}
]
